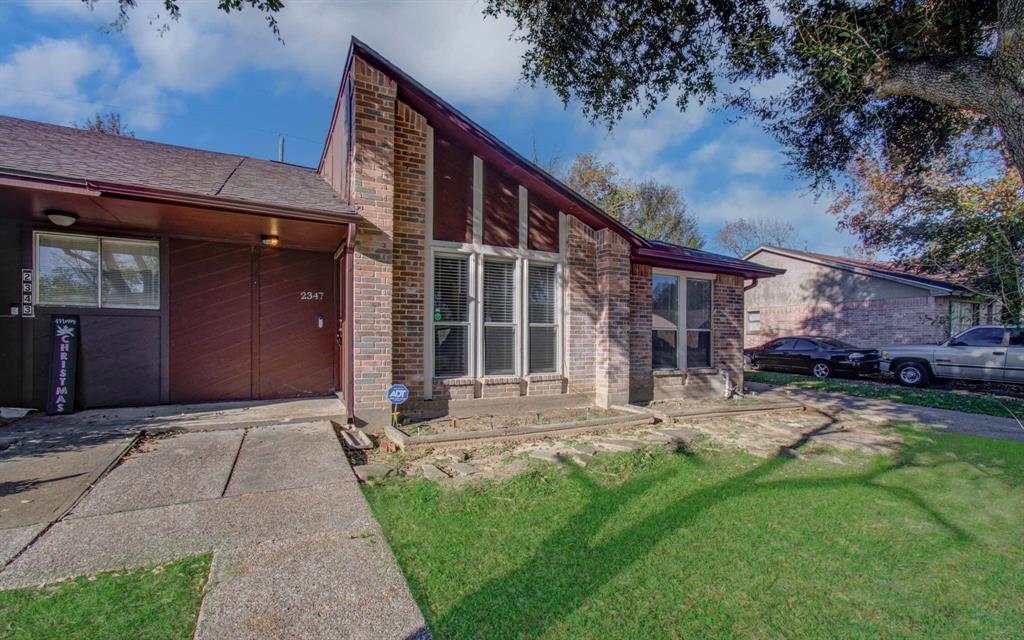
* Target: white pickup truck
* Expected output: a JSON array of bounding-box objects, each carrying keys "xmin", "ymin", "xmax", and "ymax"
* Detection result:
[{"xmin": 880, "ymin": 325, "xmax": 1023, "ymax": 387}]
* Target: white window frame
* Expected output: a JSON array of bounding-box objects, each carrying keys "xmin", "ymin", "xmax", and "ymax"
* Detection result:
[
  {"xmin": 525, "ymin": 259, "xmax": 562, "ymax": 375},
  {"xmin": 430, "ymin": 249, "xmax": 475, "ymax": 380},
  {"xmin": 747, "ymin": 310, "xmax": 761, "ymax": 333},
  {"xmin": 423, "ymin": 128, "xmax": 565, "ymax": 398},
  {"xmin": 481, "ymin": 256, "xmax": 519, "ymax": 376},
  {"xmin": 34, "ymin": 231, "xmax": 161, "ymax": 310},
  {"xmin": 652, "ymin": 268, "xmax": 716, "ymax": 371}
]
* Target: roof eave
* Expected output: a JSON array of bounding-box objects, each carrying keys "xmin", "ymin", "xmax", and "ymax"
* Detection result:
[
  {"xmin": 633, "ymin": 247, "xmax": 785, "ymax": 279},
  {"xmin": 0, "ymin": 169, "xmax": 361, "ymax": 225}
]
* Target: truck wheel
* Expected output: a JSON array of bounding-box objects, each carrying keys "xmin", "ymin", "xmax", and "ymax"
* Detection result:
[
  {"xmin": 895, "ymin": 362, "xmax": 930, "ymax": 387},
  {"xmin": 811, "ymin": 361, "xmax": 832, "ymax": 379}
]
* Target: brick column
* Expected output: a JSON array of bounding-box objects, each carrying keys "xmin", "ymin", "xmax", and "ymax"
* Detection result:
[
  {"xmin": 595, "ymin": 229, "xmax": 631, "ymax": 408},
  {"xmin": 629, "ymin": 262, "xmax": 653, "ymax": 403},
  {"xmin": 712, "ymin": 274, "xmax": 745, "ymax": 392},
  {"xmin": 565, "ymin": 217, "xmax": 597, "ymax": 400},
  {"xmin": 351, "ymin": 57, "xmax": 397, "ymax": 425},
  {"xmin": 392, "ymin": 101, "xmax": 427, "ymax": 399}
]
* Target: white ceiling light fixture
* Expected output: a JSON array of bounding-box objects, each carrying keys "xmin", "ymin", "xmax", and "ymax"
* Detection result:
[{"xmin": 45, "ymin": 210, "xmax": 79, "ymax": 227}]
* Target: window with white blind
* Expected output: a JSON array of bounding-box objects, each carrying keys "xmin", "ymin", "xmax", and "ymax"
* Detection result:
[
  {"xmin": 747, "ymin": 310, "xmax": 761, "ymax": 333},
  {"xmin": 651, "ymin": 271, "xmax": 713, "ymax": 370},
  {"xmin": 528, "ymin": 262, "xmax": 558, "ymax": 373},
  {"xmin": 483, "ymin": 260, "xmax": 516, "ymax": 375},
  {"xmin": 36, "ymin": 232, "xmax": 160, "ymax": 309},
  {"xmin": 433, "ymin": 254, "xmax": 470, "ymax": 377}
]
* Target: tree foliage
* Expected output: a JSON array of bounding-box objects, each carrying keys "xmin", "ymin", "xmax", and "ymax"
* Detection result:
[
  {"xmin": 76, "ymin": 112, "xmax": 135, "ymax": 137},
  {"xmin": 560, "ymin": 154, "xmax": 705, "ymax": 247},
  {"xmin": 714, "ymin": 217, "xmax": 798, "ymax": 257},
  {"xmin": 486, "ymin": 0, "xmax": 1024, "ymax": 185},
  {"xmin": 83, "ymin": 0, "xmax": 285, "ymax": 37},
  {"xmin": 832, "ymin": 133, "xmax": 1024, "ymax": 322}
]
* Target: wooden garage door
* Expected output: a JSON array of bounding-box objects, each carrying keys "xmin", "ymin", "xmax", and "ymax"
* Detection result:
[
  {"xmin": 169, "ymin": 240, "xmax": 254, "ymax": 403},
  {"xmin": 169, "ymin": 240, "xmax": 336, "ymax": 403}
]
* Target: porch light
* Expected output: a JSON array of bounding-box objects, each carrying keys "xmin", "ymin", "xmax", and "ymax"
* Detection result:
[
  {"xmin": 261, "ymin": 234, "xmax": 280, "ymax": 247},
  {"xmin": 45, "ymin": 210, "xmax": 79, "ymax": 227}
]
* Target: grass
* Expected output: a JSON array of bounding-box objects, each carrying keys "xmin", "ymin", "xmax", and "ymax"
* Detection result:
[
  {"xmin": 746, "ymin": 369, "xmax": 1024, "ymax": 419},
  {"xmin": 0, "ymin": 555, "xmax": 210, "ymax": 640},
  {"xmin": 365, "ymin": 430, "xmax": 1024, "ymax": 639}
]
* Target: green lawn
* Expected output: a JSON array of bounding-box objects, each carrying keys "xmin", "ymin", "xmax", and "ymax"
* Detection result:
[
  {"xmin": 0, "ymin": 555, "xmax": 210, "ymax": 640},
  {"xmin": 746, "ymin": 369, "xmax": 1024, "ymax": 419},
  {"xmin": 365, "ymin": 430, "xmax": 1024, "ymax": 639}
]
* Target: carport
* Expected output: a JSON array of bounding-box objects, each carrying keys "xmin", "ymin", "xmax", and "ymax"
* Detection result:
[{"xmin": 0, "ymin": 116, "xmax": 361, "ymax": 418}]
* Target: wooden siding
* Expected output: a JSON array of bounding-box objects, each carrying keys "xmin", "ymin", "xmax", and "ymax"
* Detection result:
[
  {"xmin": 482, "ymin": 163, "xmax": 519, "ymax": 248},
  {"xmin": 433, "ymin": 134, "xmax": 473, "ymax": 243},
  {"xmin": 528, "ymin": 192, "xmax": 559, "ymax": 253}
]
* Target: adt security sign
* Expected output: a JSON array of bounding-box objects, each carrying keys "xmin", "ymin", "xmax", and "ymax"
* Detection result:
[{"xmin": 386, "ymin": 384, "xmax": 409, "ymax": 405}]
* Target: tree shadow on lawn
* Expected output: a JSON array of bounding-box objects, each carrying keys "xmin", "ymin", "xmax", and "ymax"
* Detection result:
[{"xmin": 434, "ymin": 419, "xmax": 974, "ymax": 638}]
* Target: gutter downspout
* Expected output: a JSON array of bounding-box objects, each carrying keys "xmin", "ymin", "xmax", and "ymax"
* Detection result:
[{"xmin": 744, "ymin": 277, "xmax": 759, "ymax": 292}]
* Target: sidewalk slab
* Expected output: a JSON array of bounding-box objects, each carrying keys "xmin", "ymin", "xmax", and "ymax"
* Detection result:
[
  {"xmin": 194, "ymin": 530, "xmax": 429, "ymax": 640},
  {"xmin": 0, "ymin": 525, "xmax": 44, "ymax": 568},
  {"xmin": 71, "ymin": 430, "xmax": 244, "ymax": 518},
  {"xmin": 223, "ymin": 422, "xmax": 346, "ymax": 496},
  {"xmin": 0, "ymin": 480, "xmax": 371, "ymax": 588}
]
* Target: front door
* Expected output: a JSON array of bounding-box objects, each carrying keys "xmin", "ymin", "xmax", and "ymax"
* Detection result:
[{"xmin": 257, "ymin": 247, "xmax": 336, "ymax": 398}]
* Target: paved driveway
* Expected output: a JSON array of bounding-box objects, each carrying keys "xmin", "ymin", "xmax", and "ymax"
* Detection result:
[{"xmin": 0, "ymin": 415, "xmax": 428, "ymax": 640}]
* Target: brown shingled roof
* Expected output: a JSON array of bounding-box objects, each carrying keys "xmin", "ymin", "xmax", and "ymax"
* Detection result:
[{"xmin": 0, "ymin": 115, "xmax": 352, "ymax": 216}]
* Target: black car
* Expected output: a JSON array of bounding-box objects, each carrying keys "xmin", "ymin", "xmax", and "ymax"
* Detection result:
[{"xmin": 745, "ymin": 336, "xmax": 881, "ymax": 379}]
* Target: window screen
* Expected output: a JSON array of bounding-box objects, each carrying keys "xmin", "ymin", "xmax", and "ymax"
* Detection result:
[
  {"xmin": 483, "ymin": 260, "xmax": 516, "ymax": 375},
  {"xmin": 528, "ymin": 262, "xmax": 557, "ymax": 373},
  {"xmin": 652, "ymin": 274, "xmax": 678, "ymax": 369},
  {"xmin": 686, "ymin": 279, "xmax": 712, "ymax": 368},
  {"xmin": 37, "ymin": 233, "xmax": 161, "ymax": 309},
  {"xmin": 433, "ymin": 254, "xmax": 470, "ymax": 377}
]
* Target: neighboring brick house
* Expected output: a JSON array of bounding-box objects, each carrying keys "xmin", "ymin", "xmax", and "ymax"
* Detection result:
[
  {"xmin": 0, "ymin": 37, "xmax": 780, "ymax": 427},
  {"xmin": 743, "ymin": 246, "xmax": 995, "ymax": 349}
]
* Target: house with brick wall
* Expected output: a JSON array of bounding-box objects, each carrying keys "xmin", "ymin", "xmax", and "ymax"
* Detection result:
[
  {"xmin": 743, "ymin": 246, "xmax": 995, "ymax": 349},
  {"xmin": 0, "ymin": 38, "xmax": 780, "ymax": 427}
]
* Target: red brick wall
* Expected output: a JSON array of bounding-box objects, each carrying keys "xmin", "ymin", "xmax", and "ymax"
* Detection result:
[
  {"xmin": 392, "ymin": 100, "xmax": 427, "ymax": 397},
  {"xmin": 745, "ymin": 296, "xmax": 948, "ymax": 348},
  {"xmin": 629, "ymin": 263, "xmax": 653, "ymax": 402},
  {"xmin": 712, "ymin": 274, "xmax": 745, "ymax": 389},
  {"xmin": 565, "ymin": 217, "xmax": 598, "ymax": 399},
  {"xmin": 350, "ymin": 56, "xmax": 397, "ymax": 421},
  {"xmin": 595, "ymin": 229, "xmax": 631, "ymax": 407}
]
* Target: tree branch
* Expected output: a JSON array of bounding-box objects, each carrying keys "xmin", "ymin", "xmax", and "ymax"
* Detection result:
[
  {"xmin": 996, "ymin": 0, "xmax": 1024, "ymax": 90},
  {"xmin": 868, "ymin": 57, "xmax": 998, "ymax": 112}
]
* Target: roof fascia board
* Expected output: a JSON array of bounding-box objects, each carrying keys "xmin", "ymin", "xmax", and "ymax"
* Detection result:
[
  {"xmin": 633, "ymin": 247, "xmax": 785, "ymax": 279},
  {"xmin": 317, "ymin": 40, "xmax": 357, "ymax": 173},
  {"xmin": 752, "ymin": 246, "xmax": 953, "ymax": 293}
]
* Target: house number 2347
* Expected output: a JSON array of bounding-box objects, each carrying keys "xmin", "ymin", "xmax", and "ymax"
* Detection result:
[{"xmin": 300, "ymin": 291, "xmax": 325, "ymax": 301}]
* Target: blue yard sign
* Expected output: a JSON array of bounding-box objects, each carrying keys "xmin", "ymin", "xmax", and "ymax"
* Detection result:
[{"xmin": 386, "ymin": 383, "xmax": 409, "ymax": 405}]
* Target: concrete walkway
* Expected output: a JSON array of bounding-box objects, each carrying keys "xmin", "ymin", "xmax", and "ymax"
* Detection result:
[
  {"xmin": 0, "ymin": 420, "xmax": 429, "ymax": 639},
  {"xmin": 748, "ymin": 382, "xmax": 1024, "ymax": 442}
]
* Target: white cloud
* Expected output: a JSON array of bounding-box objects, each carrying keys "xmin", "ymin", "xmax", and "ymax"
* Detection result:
[
  {"xmin": 0, "ymin": 37, "xmax": 118, "ymax": 124},
  {"xmin": 730, "ymin": 148, "xmax": 779, "ymax": 175}
]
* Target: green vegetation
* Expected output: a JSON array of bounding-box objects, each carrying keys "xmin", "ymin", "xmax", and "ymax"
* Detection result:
[
  {"xmin": 365, "ymin": 432, "xmax": 1024, "ymax": 639},
  {"xmin": 0, "ymin": 555, "xmax": 210, "ymax": 640},
  {"xmin": 746, "ymin": 370, "xmax": 1024, "ymax": 419}
]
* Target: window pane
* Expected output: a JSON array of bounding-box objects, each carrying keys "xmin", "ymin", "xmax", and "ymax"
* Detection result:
[
  {"xmin": 686, "ymin": 279, "xmax": 712, "ymax": 330},
  {"xmin": 434, "ymin": 255, "xmax": 469, "ymax": 322},
  {"xmin": 957, "ymin": 327, "xmax": 1004, "ymax": 346},
  {"xmin": 37, "ymin": 234, "xmax": 98, "ymax": 307},
  {"xmin": 434, "ymin": 326, "xmax": 467, "ymax": 377},
  {"xmin": 687, "ymin": 331, "xmax": 711, "ymax": 368},
  {"xmin": 652, "ymin": 329, "xmax": 677, "ymax": 369},
  {"xmin": 483, "ymin": 260, "xmax": 515, "ymax": 323},
  {"xmin": 528, "ymin": 263, "xmax": 556, "ymax": 324},
  {"xmin": 652, "ymin": 275, "xmax": 677, "ymax": 329},
  {"xmin": 484, "ymin": 326, "xmax": 515, "ymax": 375},
  {"xmin": 529, "ymin": 326, "xmax": 556, "ymax": 373},
  {"xmin": 101, "ymin": 240, "xmax": 160, "ymax": 308}
]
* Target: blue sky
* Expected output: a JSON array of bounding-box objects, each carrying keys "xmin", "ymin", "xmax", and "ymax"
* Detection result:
[{"xmin": 0, "ymin": 0, "xmax": 856, "ymax": 254}]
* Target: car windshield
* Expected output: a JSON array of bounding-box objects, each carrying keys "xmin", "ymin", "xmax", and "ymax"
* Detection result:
[{"xmin": 814, "ymin": 337, "xmax": 856, "ymax": 349}]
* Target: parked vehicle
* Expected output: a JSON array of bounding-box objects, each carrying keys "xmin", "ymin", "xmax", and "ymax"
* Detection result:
[
  {"xmin": 745, "ymin": 336, "xmax": 881, "ymax": 379},
  {"xmin": 880, "ymin": 325, "xmax": 1023, "ymax": 387}
]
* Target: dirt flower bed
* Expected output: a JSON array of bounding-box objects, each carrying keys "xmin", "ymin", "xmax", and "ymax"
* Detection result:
[{"xmin": 399, "ymin": 406, "xmax": 623, "ymax": 437}]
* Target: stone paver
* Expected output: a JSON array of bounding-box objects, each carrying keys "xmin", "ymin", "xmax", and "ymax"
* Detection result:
[
  {"xmin": 529, "ymin": 449, "xmax": 562, "ymax": 463},
  {"xmin": 354, "ymin": 464, "xmax": 397, "ymax": 482},
  {"xmin": 571, "ymin": 444, "xmax": 598, "ymax": 456},
  {"xmin": 569, "ymin": 453, "xmax": 595, "ymax": 467},
  {"xmin": 72, "ymin": 430, "xmax": 243, "ymax": 518},
  {"xmin": 224, "ymin": 423, "xmax": 347, "ymax": 495},
  {"xmin": 195, "ymin": 529, "xmax": 429, "ymax": 640},
  {"xmin": 597, "ymin": 439, "xmax": 645, "ymax": 452},
  {"xmin": 450, "ymin": 463, "xmax": 478, "ymax": 476},
  {"xmin": 420, "ymin": 464, "xmax": 449, "ymax": 480},
  {"xmin": 0, "ymin": 524, "xmax": 44, "ymax": 568}
]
